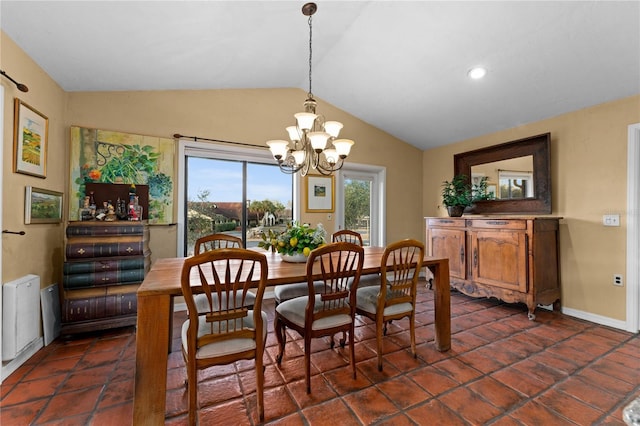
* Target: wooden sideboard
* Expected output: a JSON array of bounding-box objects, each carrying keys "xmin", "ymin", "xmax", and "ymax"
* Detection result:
[
  {"xmin": 426, "ymin": 216, "xmax": 561, "ymax": 319},
  {"xmin": 61, "ymin": 221, "xmax": 150, "ymax": 334}
]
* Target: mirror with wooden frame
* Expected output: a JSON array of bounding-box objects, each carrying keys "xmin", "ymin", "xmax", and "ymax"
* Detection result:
[{"xmin": 454, "ymin": 133, "xmax": 551, "ymax": 214}]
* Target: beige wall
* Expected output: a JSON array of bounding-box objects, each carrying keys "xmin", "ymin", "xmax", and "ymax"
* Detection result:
[
  {"xmin": 423, "ymin": 95, "xmax": 640, "ymax": 321},
  {"xmin": 1, "ymin": 33, "xmax": 67, "ymax": 287}
]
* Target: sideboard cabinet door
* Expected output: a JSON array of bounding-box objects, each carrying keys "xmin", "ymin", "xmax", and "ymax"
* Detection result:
[
  {"xmin": 429, "ymin": 227, "xmax": 467, "ymax": 280},
  {"xmin": 471, "ymin": 229, "xmax": 528, "ymax": 293}
]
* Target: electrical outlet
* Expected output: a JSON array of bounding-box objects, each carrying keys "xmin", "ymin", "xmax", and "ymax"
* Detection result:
[
  {"xmin": 603, "ymin": 214, "xmax": 620, "ymax": 226},
  {"xmin": 613, "ymin": 274, "xmax": 623, "ymax": 286}
]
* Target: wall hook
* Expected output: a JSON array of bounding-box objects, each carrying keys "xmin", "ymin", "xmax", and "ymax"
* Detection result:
[{"xmin": 2, "ymin": 230, "xmax": 26, "ymax": 235}]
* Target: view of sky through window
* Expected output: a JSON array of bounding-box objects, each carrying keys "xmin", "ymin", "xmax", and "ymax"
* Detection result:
[{"xmin": 187, "ymin": 157, "xmax": 292, "ymax": 205}]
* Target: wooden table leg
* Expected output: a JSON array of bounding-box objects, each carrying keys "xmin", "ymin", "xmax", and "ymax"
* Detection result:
[
  {"xmin": 430, "ymin": 260, "xmax": 451, "ymax": 351},
  {"xmin": 168, "ymin": 297, "xmax": 175, "ymax": 354},
  {"xmin": 134, "ymin": 293, "xmax": 171, "ymax": 425}
]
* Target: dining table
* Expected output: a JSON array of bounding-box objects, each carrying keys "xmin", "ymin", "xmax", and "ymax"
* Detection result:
[{"xmin": 133, "ymin": 246, "xmax": 450, "ymax": 424}]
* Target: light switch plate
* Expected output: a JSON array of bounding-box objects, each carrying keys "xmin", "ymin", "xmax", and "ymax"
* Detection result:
[{"xmin": 603, "ymin": 214, "xmax": 620, "ymax": 226}]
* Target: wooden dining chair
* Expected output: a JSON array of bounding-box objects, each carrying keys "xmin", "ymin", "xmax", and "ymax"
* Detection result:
[
  {"xmin": 332, "ymin": 229, "xmax": 363, "ymax": 245},
  {"xmin": 355, "ymin": 239, "xmax": 424, "ymax": 371},
  {"xmin": 330, "ymin": 229, "xmax": 379, "ymax": 345},
  {"xmin": 180, "ymin": 248, "xmax": 268, "ymax": 425},
  {"xmin": 274, "ymin": 242, "xmax": 364, "ymax": 393},
  {"xmin": 193, "ymin": 233, "xmax": 255, "ymax": 310},
  {"xmin": 194, "ymin": 233, "xmax": 242, "ymax": 254},
  {"xmin": 332, "ymin": 230, "xmax": 380, "ymax": 289}
]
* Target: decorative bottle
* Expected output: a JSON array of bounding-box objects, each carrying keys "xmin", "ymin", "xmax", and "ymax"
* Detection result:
[
  {"xmin": 79, "ymin": 196, "xmax": 92, "ymax": 221},
  {"xmin": 129, "ymin": 196, "xmax": 143, "ymax": 221},
  {"xmin": 88, "ymin": 191, "xmax": 96, "ymax": 218}
]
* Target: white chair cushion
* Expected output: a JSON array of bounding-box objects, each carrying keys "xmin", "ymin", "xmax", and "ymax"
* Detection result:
[
  {"xmin": 274, "ymin": 281, "xmax": 325, "ymax": 304},
  {"xmin": 355, "ymin": 286, "xmax": 380, "ymax": 314},
  {"xmin": 194, "ymin": 292, "xmax": 256, "ymax": 312},
  {"xmin": 356, "ymin": 273, "xmax": 384, "ymax": 289},
  {"xmin": 181, "ymin": 310, "xmax": 267, "ymax": 359},
  {"xmin": 356, "ymin": 286, "xmax": 413, "ymax": 317},
  {"xmin": 276, "ymin": 295, "xmax": 352, "ymax": 331}
]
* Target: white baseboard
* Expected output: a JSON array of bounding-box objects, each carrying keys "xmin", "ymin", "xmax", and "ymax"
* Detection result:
[
  {"xmin": 562, "ymin": 307, "xmax": 628, "ymax": 331},
  {"xmin": 1, "ymin": 337, "xmax": 44, "ymax": 383}
]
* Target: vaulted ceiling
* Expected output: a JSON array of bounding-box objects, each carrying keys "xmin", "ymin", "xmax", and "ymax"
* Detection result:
[{"xmin": 2, "ymin": 1, "xmax": 638, "ymax": 150}]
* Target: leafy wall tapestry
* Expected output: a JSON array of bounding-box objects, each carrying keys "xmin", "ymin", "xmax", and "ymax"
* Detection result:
[{"xmin": 69, "ymin": 126, "xmax": 175, "ymax": 224}]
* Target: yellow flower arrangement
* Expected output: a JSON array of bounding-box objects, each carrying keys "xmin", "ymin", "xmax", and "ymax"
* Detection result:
[{"xmin": 259, "ymin": 222, "xmax": 326, "ymax": 257}]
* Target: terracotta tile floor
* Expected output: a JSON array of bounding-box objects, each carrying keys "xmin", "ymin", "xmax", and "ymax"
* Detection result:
[{"xmin": 2, "ymin": 282, "xmax": 639, "ymax": 425}]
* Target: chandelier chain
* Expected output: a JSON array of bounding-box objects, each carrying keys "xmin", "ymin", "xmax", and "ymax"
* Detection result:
[
  {"xmin": 308, "ymin": 14, "xmax": 313, "ymax": 97},
  {"xmin": 266, "ymin": 2, "xmax": 354, "ymax": 176}
]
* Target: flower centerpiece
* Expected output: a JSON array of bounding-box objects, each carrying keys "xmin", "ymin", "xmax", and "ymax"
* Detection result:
[{"xmin": 259, "ymin": 222, "xmax": 327, "ymax": 262}]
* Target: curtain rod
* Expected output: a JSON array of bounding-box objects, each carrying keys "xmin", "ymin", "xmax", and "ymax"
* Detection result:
[
  {"xmin": 0, "ymin": 70, "xmax": 29, "ymax": 92},
  {"xmin": 173, "ymin": 133, "xmax": 268, "ymax": 150},
  {"xmin": 498, "ymin": 169, "xmax": 533, "ymax": 173}
]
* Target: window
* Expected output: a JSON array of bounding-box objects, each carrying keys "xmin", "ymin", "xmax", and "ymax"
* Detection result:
[
  {"xmin": 178, "ymin": 140, "xmax": 294, "ymax": 256},
  {"xmin": 335, "ymin": 164, "xmax": 386, "ymax": 246},
  {"xmin": 498, "ymin": 170, "xmax": 534, "ymax": 199}
]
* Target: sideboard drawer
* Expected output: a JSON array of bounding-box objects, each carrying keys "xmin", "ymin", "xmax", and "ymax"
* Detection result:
[
  {"xmin": 428, "ymin": 218, "xmax": 466, "ymax": 228},
  {"xmin": 469, "ymin": 219, "xmax": 527, "ymax": 230}
]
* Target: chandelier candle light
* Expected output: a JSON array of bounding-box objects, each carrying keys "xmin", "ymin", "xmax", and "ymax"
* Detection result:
[{"xmin": 267, "ymin": 2, "xmax": 354, "ymax": 176}]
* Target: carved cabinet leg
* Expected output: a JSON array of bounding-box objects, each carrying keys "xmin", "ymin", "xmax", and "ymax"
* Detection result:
[{"xmin": 527, "ymin": 305, "xmax": 536, "ymax": 321}]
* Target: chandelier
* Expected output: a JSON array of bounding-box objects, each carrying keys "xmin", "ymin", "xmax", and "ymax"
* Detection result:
[{"xmin": 267, "ymin": 2, "xmax": 354, "ymax": 176}]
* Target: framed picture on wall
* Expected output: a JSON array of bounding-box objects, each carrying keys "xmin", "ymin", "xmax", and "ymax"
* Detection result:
[
  {"xmin": 25, "ymin": 186, "xmax": 63, "ymax": 224},
  {"xmin": 14, "ymin": 99, "xmax": 48, "ymax": 178},
  {"xmin": 306, "ymin": 175, "xmax": 334, "ymax": 212},
  {"xmin": 68, "ymin": 126, "xmax": 175, "ymax": 224}
]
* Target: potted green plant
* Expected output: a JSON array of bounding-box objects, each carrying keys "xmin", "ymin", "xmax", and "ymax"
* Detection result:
[
  {"xmin": 441, "ymin": 175, "xmax": 495, "ymax": 217},
  {"xmin": 441, "ymin": 175, "xmax": 473, "ymax": 217}
]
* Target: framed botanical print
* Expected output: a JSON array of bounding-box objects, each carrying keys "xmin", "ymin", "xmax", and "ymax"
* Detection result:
[
  {"xmin": 306, "ymin": 174, "xmax": 334, "ymax": 212},
  {"xmin": 68, "ymin": 126, "xmax": 175, "ymax": 224},
  {"xmin": 14, "ymin": 99, "xmax": 48, "ymax": 178}
]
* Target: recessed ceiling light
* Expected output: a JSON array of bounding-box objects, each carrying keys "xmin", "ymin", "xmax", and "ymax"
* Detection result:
[{"xmin": 468, "ymin": 67, "xmax": 487, "ymax": 80}]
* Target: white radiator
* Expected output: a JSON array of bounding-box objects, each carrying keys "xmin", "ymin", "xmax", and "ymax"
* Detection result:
[{"xmin": 2, "ymin": 275, "xmax": 41, "ymax": 361}]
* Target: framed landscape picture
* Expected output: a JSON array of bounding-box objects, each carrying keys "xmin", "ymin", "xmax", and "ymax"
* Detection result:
[
  {"xmin": 306, "ymin": 175, "xmax": 334, "ymax": 212},
  {"xmin": 25, "ymin": 186, "xmax": 63, "ymax": 224},
  {"xmin": 14, "ymin": 99, "xmax": 48, "ymax": 178}
]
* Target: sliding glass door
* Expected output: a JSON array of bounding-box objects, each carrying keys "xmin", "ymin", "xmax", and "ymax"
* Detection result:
[
  {"xmin": 180, "ymin": 142, "xmax": 293, "ymax": 256},
  {"xmin": 185, "ymin": 157, "xmax": 242, "ymax": 255}
]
